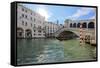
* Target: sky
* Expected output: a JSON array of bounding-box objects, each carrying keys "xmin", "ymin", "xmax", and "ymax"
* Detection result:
[{"xmin": 21, "ymin": 3, "xmax": 96, "ymax": 24}]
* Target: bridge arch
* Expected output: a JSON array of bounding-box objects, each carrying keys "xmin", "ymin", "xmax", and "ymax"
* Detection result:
[
  {"xmin": 54, "ymin": 27, "xmax": 79, "ymax": 37},
  {"xmin": 56, "ymin": 30, "xmax": 78, "ymax": 40},
  {"xmin": 88, "ymin": 22, "xmax": 94, "ymax": 28}
]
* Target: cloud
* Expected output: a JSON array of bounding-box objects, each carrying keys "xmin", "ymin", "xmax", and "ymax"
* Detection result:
[
  {"xmin": 68, "ymin": 8, "xmax": 95, "ymax": 20},
  {"xmin": 36, "ymin": 5, "xmax": 52, "ymax": 21}
]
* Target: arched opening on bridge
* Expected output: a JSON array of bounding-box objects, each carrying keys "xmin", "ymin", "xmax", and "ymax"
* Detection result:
[
  {"xmin": 70, "ymin": 23, "xmax": 72, "ymax": 27},
  {"xmin": 88, "ymin": 22, "xmax": 94, "ymax": 28},
  {"xmin": 25, "ymin": 29, "xmax": 32, "ymax": 38},
  {"xmin": 73, "ymin": 23, "xmax": 76, "ymax": 28},
  {"xmin": 17, "ymin": 27, "xmax": 24, "ymax": 38},
  {"xmin": 77, "ymin": 23, "xmax": 80, "ymax": 28},
  {"xmin": 82, "ymin": 22, "xmax": 87, "ymax": 28},
  {"xmin": 57, "ymin": 31, "xmax": 78, "ymax": 40}
]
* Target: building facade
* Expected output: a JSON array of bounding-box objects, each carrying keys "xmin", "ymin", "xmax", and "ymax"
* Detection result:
[
  {"xmin": 17, "ymin": 4, "xmax": 60, "ymax": 38},
  {"xmin": 44, "ymin": 21, "xmax": 62, "ymax": 37}
]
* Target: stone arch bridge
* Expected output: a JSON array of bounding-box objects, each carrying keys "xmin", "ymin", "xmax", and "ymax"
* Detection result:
[{"xmin": 52, "ymin": 19, "xmax": 96, "ymax": 40}]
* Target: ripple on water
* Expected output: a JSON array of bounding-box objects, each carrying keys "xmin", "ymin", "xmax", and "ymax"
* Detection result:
[{"xmin": 17, "ymin": 39, "xmax": 96, "ymax": 65}]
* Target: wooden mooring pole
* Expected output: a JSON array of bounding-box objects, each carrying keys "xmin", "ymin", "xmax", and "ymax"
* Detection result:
[{"xmin": 80, "ymin": 23, "xmax": 84, "ymax": 46}]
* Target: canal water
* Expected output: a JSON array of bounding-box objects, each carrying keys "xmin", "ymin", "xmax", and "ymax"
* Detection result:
[{"xmin": 17, "ymin": 38, "xmax": 96, "ymax": 65}]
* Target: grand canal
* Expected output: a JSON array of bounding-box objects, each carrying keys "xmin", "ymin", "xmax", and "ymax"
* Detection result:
[{"xmin": 17, "ymin": 38, "xmax": 96, "ymax": 65}]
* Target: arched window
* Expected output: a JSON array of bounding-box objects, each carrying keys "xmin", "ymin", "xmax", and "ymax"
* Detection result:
[
  {"xmin": 17, "ymin": 28, "xmax": 24, "ymax": 38},
  {"xmin": 70, "ymin": 23, "xmax": 72, "ymax": 27},
  {"xmin": 88, "ymin": 22, "xmax": 94, "ymax": 28},
  {"xmin": 73, "ymin": 23, "xmax": 76, "ymax": 28},
  {"xmin": 25, "ymin": 29, "xmax": 32, "ymax": 38},
  {"xmin": 77, "ymin": 23, "xmax": 80, "ymax": 28},
  {"xmin": 82, "ymin": 22, "xmax": 87, "ymax": 28}
]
